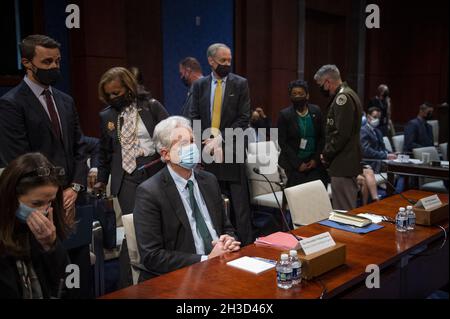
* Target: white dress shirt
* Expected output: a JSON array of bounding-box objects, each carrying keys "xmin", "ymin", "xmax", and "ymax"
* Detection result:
[{"xmin": 24, "ymin": 75, "xmax": 63, "ymax": 137}]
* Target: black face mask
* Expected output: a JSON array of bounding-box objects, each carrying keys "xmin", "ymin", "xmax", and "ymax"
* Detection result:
[
  {"xmin": 383, "ymin": 91, "xmax": 390, "ymax": 98},
  {"xmin": 291, "ymin": 98, "xmax": 308, "ymax": 110},
  {"xmin": 425, "ymin": 113, "xmax": 433, "ymax": 121},
  {"xmin": 319, "ymin": 84, "xmax": 330, "ymax": 98},
  {"xmin": 32, "ymin": 66, "xmax": 61, "ymax": 86},
  {"xmin": 110, "ymin": 94, "xmax": 133, "ymax": 111},
  {"xmin": 181, "ymin": 75, "xmax": 190, "ymax": 87},
  {"xmin": 214, "ymin": 63, "xmax": 231, "ymax": 78}
]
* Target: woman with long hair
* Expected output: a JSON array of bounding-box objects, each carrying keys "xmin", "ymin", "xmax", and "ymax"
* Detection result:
[{"xmin": 0, "ymin": 153, "xmax": 70, "ymax": 298}]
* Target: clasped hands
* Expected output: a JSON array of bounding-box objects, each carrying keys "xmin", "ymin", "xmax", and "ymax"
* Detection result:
[
  {"xmin": 208, "ymin": 234, "xmax": 241, "ymax": 259},
  {"xmin": 299, "ymin": 159, "xmax": 317, "ymax": 173}
]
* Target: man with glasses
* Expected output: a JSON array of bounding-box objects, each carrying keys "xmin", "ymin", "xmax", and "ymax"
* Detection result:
[{"xmin": 189, "ymin": 43, "xmax": 253, "ymax": 245}]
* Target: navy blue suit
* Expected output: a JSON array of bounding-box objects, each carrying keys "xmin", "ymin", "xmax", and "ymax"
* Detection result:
[
  {"xmin": 360, "ymin": 123, "xmax": 387, "ymax": 172},
  {"xmin": 0, "ymin": 80, "xmax": 86, "ymax": 187},
  {"xmin": 404, "ymin": 117, "xmax": 433, "ymax": 152}
]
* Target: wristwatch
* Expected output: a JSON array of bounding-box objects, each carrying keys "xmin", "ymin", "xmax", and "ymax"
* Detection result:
[{"xmin": 71, "ymin": 183, "xmax": 83, "ymax": 193}]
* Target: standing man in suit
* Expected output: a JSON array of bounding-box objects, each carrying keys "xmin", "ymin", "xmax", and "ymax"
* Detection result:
[
  {"xmin": 0, "ymin": 34, "xmax": 88, "ymax": 297},
  {"xmin": 277, "ymin": 80, "xmax": 329, "ymax": 188},
  {"xmin": 179, "ymin": 57, "xmax": 203, "ymax": 118},
  {"xmin": 314, "ymin": 65, "xmax": 363, "ymax": 211},
  {"xmin": 0, "ymin": 34, "xmax": 86, "ymax": 212},
  {"xmin": 189, "ymin": 43, "xmax": 253, "ymax": 245},
  {"xmin": 134, "ymin": 116, "xmax": 241, "ymax": 280}
]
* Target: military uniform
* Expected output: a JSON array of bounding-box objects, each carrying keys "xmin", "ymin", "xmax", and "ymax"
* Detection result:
[{"xmin": 322, "ymin": 82, "xmax": 362, "ymax": 210}]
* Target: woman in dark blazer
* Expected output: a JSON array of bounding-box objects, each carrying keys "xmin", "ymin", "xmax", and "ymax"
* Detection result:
[
  {"xmin": 277, "ymin": 80, "xmax": 329, "ymax": 188},
  {"xmin": 94, "ymin": 67, "xmax": 169, "ymax": 215},
  {"xmin": 0, "ymin": 153, "xmax": 69, "ymax": 299}
]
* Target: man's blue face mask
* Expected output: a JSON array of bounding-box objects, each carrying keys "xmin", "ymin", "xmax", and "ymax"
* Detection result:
[{"xmin": 177, "ymin": 143, "xmax": 200, "ymax": 170}]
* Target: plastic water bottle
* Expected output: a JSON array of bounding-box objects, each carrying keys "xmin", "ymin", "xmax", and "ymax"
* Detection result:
[
  {"xmin": 289, "ymin": 250, "xmax": 302, "ymax": 285},
  {"xmin": 396, "ymin": 207, "xmax": 408, "ymax": 232},
  {"xmin": 276, "ymin": 254, "xmax": 293, "ymax": 289},
  {"xmin": 406, "ymin": 205, "xmax": 416, "ymax": 231}
]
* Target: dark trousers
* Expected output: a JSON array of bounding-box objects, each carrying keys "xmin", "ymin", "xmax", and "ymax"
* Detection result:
[
  {"xmin": 286, "ymin": 167, "xmax": 329, "ymax": 189},
  {"xmin": 218, "ymin": 175, "xmax": 254, "ymax": 246},
  {"xmin": 117, "ymin": 157, "xmax": 164, "ymax": 214}
]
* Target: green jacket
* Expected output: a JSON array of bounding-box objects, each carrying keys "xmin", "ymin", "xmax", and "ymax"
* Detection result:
[{"xmin": 322, "ymin": 82, "xmax": 362, "ymax": 177}]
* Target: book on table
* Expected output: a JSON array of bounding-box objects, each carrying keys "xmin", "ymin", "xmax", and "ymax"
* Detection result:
[{"xmin": 328, "ymin": 211, "xmax": 372, "ymax": 228}]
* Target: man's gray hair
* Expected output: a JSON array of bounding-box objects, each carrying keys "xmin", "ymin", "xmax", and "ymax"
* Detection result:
[
  {"xmin": 207, "ymin": 43, "xmax": 230, "ymax": 58},
  {"xmin": 153, "ymin": 116, "xmax": 192, "ymax": 154},
  {"xmin": 314, "ymin": 64, "xmax": 341, "ymax": 81}
]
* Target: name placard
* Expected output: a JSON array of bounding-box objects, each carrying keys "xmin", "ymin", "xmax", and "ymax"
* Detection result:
[
  {"xmin": 300, "ymin": 232, "xmax": 336, "ymax": 256},
  {"xmin": 415, "ymin": 194, "xmax": 442, "ymax": 211}
]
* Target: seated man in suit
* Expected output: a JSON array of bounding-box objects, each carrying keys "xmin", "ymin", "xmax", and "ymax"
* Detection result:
[
  {"xmin": 360, "ymin": 107, "xmax": 397, "ymax": 173},
  {"xmin": 134, "ymin": 116, "xmax": 241, "ymax": 281},
  {"xmin": 404, "ymin": 102, "xmax": 434, "ymax": 153}
]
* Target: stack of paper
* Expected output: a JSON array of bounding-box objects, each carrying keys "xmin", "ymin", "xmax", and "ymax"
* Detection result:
[
  {"xmin": 254, "ymin": 231, "xmax": 300, "ymax": 250},
  {"xmin": 226, "ymin": 256, "xmax": 275, "ymax": 274}
]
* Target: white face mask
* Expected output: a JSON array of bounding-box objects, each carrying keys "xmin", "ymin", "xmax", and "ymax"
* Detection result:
[{"xmin": 369, "ymin": 118, "xmax": 380, "ymax": 128}]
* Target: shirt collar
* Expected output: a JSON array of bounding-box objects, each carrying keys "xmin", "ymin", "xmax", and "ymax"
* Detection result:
[
  {"xmin": 24, "ymin": 75, "xmax": 53, "ymax": 98},
  {"xmin": 211, "ymin": 72, "xmax": 227, "ymax": 84},
  {"xmin": 167, "ymin": 164, "xmax": 195, "ymax": 192}
]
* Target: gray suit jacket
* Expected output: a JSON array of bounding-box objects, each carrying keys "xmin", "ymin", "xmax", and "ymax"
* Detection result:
[
  {"xmin": 189, "ymin": 73, "xmax": 251, "ymax": 182},
  {"xmin": 134, "ymin": 166, "xmax": 237, "ymax": 281}
]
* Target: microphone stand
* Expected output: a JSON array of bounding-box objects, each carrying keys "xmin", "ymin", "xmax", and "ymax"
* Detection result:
[{"xmin": 253, "ymin": 168, "xmax": 298, "ymax": 240}]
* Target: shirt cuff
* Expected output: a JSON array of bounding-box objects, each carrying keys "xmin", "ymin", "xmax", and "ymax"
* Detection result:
[{"xmin": 200, "ymin": 255, "xmax": 209, "ymax": 262}]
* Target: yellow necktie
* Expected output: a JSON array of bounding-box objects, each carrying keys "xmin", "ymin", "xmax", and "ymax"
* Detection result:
[{"xmin": 211, "ymin": 79, "xmax": 222, "ymax": 130}]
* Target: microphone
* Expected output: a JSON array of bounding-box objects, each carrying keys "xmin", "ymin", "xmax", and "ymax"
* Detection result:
[
  {"xmin": 375, "ymin": 170, "xmax": 417, "ymax": 205},
  {"xmin": 137, "ymin": 158, "xmax": 163, "ymax": 171},
  {"xmin": 252, "ymin": 167, "xmax": 299, "ymax": 240}
]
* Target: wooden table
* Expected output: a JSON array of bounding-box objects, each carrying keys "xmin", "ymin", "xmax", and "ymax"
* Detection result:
[
  {"xmin": 386, "ymin": 161, "xmax": 449, "ymax": 195},
  {"xmin": 102, "ymin": 191, "xmax": 448, "ymax": 299}
]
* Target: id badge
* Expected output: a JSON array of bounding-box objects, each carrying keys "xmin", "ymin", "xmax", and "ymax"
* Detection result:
[{"xmin": 300, "ymin": 138, "xmax": 308, "ymax": 150}]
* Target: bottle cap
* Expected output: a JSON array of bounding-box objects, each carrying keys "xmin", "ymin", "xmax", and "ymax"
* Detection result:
[
  {"xmin": 289, "ymin": 250, "xmax": 298, "ymax": 256},
  {"xmin": 406, "ymin": 206, "xmax": 413, "ymax": 210},
  {"xmin": 399, "ymin": 207, "xmax": 405, "ymax": 211},
  {"xmin": 281, "ymin": 254, "xmax": 289, "ymax": 260}
]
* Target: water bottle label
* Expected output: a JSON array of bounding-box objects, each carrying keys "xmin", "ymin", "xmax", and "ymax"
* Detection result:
[
  {"xmin": 292, "ymin": 268, "xmax": 298, "ymax": 279},
  {"xmin": 277, "ymin": 271, "xmax": 292, "ymax": 282}
]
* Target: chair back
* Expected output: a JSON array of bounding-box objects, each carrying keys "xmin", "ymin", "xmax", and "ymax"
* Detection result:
[
  {"xmin": 392, "ymin": 135, "xmax": 404, "ymax": 153},
  {"xmin": 121, "ymin": 214, "xmax": 141, "ymax": 285},
  {"xmin": 284, "ymin": 180, "xmax": 332, "ymax": 227}
]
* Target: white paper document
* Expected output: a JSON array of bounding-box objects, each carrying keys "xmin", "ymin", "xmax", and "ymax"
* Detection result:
[
  {"xmin": 226, "ymin": 256, "xmax": 275, "ymax": 274},
  {"xmin": 300, "ymin": 232, "xmax": 336, "ymax": 256},
  {"xmin": 357, "ymin": 213, "xmax": 384, "ymax": 224}
]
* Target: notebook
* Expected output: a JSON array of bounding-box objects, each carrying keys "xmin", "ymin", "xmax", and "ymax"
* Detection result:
[
  {"xmin": 254, "ymin": 231, "xmax": 301, "ymax": 250},
  {"xmin": 226, "ymin": 256, "xmax": 276, "ymax": 274}
]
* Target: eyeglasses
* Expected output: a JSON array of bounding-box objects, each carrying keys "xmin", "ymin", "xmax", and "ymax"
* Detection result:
[{"xmin": 21, "ymin": 167, "xmax": 66, "ymax": 179}]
